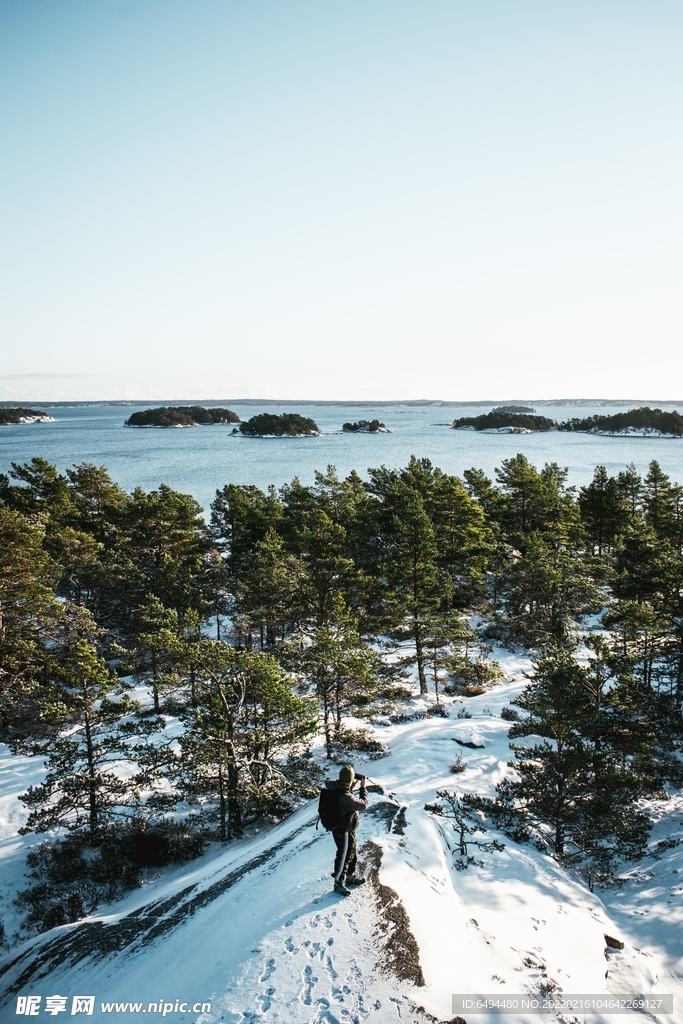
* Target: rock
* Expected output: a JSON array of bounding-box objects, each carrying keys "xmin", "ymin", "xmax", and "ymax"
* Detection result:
[{"xmin": 604, "ymin": 934, "xmax": 625, "ymax": 950}]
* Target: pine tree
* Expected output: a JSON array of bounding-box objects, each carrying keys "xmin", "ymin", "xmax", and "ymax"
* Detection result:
[
  {"xmin": 579, "ymin": 466, "xmax": 628, "ymax": 556},
  {"xmin": 642, "ymin": 460, "xmax": 673, "ymax": 538},
  {"xmin": 122, "ymin": 484, "xmax": 208, "ymax": 617},
  {"xmin": 18, "ymin": 607, "xmax": 140, "ymax": 836},
  {"xmin": 371, "ymin": 476, "xmax": 447, "ymax": 693},
  {"xmin": 502, "ymin": 530, "xmax": 601, "ymax": 644},
  {"xmin": 210, "ymin": 482, "xmax": 283, "ymax": 585},
  {"xmin": 0, "ymin": 503, "xmax": 59, "ymax": 742},
  {"xmin": 301, "ymin": 600, "xmax": 380, "ymax": 756},
  {"xmin": 126, "ymin": 595, "xmax": 184, "ymax": 713},
  {"xmin": 180, "ymin": 642, "xmax": 315, "ymax": 838},
  {"xmin": 489, "ymin": 646, "xmax": 650, "ymax": 881},
  {"xmin": 236, "ymin": 528, "xmax": 305, "ymax": 648}
]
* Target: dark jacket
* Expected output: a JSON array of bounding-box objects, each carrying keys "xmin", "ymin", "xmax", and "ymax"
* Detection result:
[{"xmin": 324, "ymin": 779, "xmax": 368, "ymax": 833}]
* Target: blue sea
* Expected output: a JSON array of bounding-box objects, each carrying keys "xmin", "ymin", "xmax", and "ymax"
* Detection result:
[{"xmin": 1, "ymin": 401, "xmax": 682, "ymax": 516}]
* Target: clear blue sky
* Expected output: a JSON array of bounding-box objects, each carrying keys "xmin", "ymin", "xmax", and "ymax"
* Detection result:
[{"xmin": 1, "ymin": 1, "xmax": 682, "ymax": 401}]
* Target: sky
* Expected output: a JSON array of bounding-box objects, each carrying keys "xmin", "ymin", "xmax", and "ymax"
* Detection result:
[{"xmin": 1, "ymin": 0, "xmax": 682, "ymax": 402}]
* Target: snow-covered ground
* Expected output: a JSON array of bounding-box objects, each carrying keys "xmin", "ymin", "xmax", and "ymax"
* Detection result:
[
  {"xmin": 1, "ymin": 646, "xmax": 681, "ymax": 1023},
  {"xmin": 587, "ymin": 428, "xmax": 680, "ymax": 438}
]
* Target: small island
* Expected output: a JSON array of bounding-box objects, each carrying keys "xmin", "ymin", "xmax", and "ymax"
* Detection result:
[
  {"xmin": 452, "ymin": 410, "xmax": 555, "ymax": 433},
  {"xmin": 239, "ymin": 412, "xmax": 321, "ymax": 437},
  {"xmin": 492, "ymin": 404, "xmax": 535, "ymax": 414},
  {"xmin": 342, "ymin": 419, "xmax": 390, "ymax": 433},
  {"xmin": 0, "ymin": 407, "xmax": 55, "ymax": 425},
  {"xmin": 558, "ymin": 407, "xmax": 683, "ymax": 437},
  {"xmin": 125, "ymin": 406, "xmax": 241, "ymax": 428}
]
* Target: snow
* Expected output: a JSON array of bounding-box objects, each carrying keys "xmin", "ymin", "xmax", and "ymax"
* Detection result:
[
  {"xmin": 0, "ymin": 415, "xmax": 55, "ymax": 425},
  {"xmin": 1, "ymin": 646, "xmax": 681, "ymax": 1023},
  {"xmin": 0, "ymin": 746, "xmax": 46, "ymax": 946},
  {"xmin": 587, "ymin": 428, "xmax": 680, "ymax": 438},
  {"xmin": 480, "ymin": 427, "xmax": 534, "ymax": 435}
]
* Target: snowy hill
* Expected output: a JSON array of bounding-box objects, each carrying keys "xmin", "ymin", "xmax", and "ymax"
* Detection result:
[{"xmin": 1, "ymin": 649, "xmax": 681, "ymax": 1023}]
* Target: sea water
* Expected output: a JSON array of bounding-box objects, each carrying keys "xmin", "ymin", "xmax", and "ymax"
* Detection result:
[{"xmin": 1, "ymin": 401, "xmax": 682, "ymax": 515}]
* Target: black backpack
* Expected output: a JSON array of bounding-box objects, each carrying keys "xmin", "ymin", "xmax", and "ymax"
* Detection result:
[{"xmin": 317, "ymin": 787, "xmax": 344, "ymax": 831}]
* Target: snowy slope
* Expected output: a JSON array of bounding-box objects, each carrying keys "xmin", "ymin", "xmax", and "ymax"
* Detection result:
[{"xmin": 1, "ymin": 648, "xmax": 682, "ymax": 1024}]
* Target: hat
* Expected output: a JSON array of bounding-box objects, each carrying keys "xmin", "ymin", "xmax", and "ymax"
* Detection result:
[{"xmin": 338, "ymin": 765, "xmax": 355, "ymax": 786}]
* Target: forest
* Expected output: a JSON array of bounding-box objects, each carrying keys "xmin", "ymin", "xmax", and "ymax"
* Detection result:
[
  {"xmin": 452, "ymin": 411, "xmax": 556, "ymax": 431},
  {"xmin": 342, "ymin": 419, "xmax": 388, "ymax": 432},
  {"xmin": 0, "ymin": 408, "xmax": 54, "ymax": 425},
  {"xmin": 558, "ymin": 407, "xmax": 683, "ymax": 436},
  {"xmin": 124, "ymin": 406, "xmax": 241, "ymax": 427},
  {"xmin": 238, "ymin": 413, "xmax": 321, "ymax": 436},
  {"xmin": 454, "ymin": 406, "xmax": 683, "ymax": 435},
  {"xmin": 1, "ymin": 452, "xmax": 682, "ymax": 929}
]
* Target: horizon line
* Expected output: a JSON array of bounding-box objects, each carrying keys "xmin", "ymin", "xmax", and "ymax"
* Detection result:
[{"xmin": 2, "ymin": 397, "xmax": 683, "ymax": 408}]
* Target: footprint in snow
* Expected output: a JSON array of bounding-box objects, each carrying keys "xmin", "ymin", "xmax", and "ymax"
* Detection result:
[
  {"xmin": 301, "ymin": 964, "xmax": 318, "ymax": 1005},
  {"xmin": 317, "ymin": 1011, "xmax": 343, "ymax": 1024},
  {"xmin": 324, "ymin": 955, "xmax": 339, "ymax": 980},
  {"xmin": 259, "ymin": 958, "xmax": 276, "ymax": 982},
  {"xmin": 343, "ymin": 913, "xmax": 359, "ymax": 934},
  {"xmin": 284, "ymin": 936, "xmax": 297, "ymax": 953},
  {"xmin": 339, "ymin": 1009, "xmax": 360, "ymax": 1022},
  {"xmin": 257, "ymin": 987, "xmax": 275, "ymax": 1012}
]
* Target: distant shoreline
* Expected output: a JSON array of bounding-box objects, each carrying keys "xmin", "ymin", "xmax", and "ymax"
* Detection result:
[{"xmin": 2, "ymin": 398, "xmax": 683, "ymax": 409}]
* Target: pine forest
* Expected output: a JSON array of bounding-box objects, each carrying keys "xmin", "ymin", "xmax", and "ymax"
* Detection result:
[{"xmin": 1, "ymin": 452, "xmax": 682, "ymax": 931}]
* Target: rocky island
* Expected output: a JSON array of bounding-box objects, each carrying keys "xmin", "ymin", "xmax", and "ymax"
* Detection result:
[
  {"xmin": 125, "ymin": 406, "xmax": 240, "ymax": 427},
  {"xmin": 558, "ymin": 406, "xmax": 683, "ymax": 437},
  {"xmin": 342, "ymin": 419, "xmax": 390, "ymax": 433},
  {"xmin": 238, "ymin": 412, "xmax": 321, "ymax": 437},
  {"xmin": 0, "ymin": 407, "xmax": 55, "ymax": 424},
  {"xmin": 452, "ymin": 409, "xmax": 555, "ymax": 433}
]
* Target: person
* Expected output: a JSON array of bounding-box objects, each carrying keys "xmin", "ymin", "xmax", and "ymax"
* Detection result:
[{"xmin": 323, "ymin": 765, "xmax": 368, "ymax": 896}]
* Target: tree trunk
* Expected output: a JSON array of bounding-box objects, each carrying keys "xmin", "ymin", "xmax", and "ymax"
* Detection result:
[
  {"xmin": 554, "ymin": 820, "xmax": 564, "ymax": 856},
  {"xmin": 151, "ymin": 650, "xmax": 160, "ymax": 713},
  {"xmin": 218, "ymin": 763, "xmax": 227, "ymax": 841},
  {"xmin": 414, "ymin": 617, "xmax": 428, "ymax": 694},
  {"xmin": 322, "ymin": 676, "xmax": 333, "ymax": 758},
  {"xmin": 83, "ymin": 699, "xmax": 98, "ymax": 834}
]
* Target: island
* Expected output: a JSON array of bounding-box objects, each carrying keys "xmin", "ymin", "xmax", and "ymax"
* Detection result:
[
  {"xmin": 238, "ymin": 412, "xmax": 321, "ymax": 437},
  {"xmin": 558, "ymin": 407, "xmax": 683, "ymax": 437},
  {"xmin": 0, "ymin": 407, "xmax": 55, "ymax": 424},
  {"xmin": 492, "ymin": 404, "xmax": 535, "ymax": 414},
  {"xmin": 125, "ymin": 406, "xmax": 241, "ymax": 428},
  {"xmin": 342, "ymin": 419, "xmax": 390, "ymax": 433},
  {"xmin": 452, "ymin": 410, "xmax": 556, "ymax": 433}
]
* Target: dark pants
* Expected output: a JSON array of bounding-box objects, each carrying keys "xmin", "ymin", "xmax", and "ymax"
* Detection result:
[{"xmin": 332, "ymin": 828, "xmax": 357, "ymax": 882}]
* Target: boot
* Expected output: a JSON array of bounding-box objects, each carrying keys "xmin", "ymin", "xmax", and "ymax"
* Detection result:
[
  {"xmin": 333, "ymin": 879, "xmax": 351, "ymax": 896},
  {"xmin": 345, "ymin": 875, "xmax": 366, "ymax": 887}
]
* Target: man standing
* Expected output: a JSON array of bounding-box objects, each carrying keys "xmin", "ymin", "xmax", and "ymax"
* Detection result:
[{"xmin": 322, "ymin": 765, "xmax": 368, "ymax": 896}]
